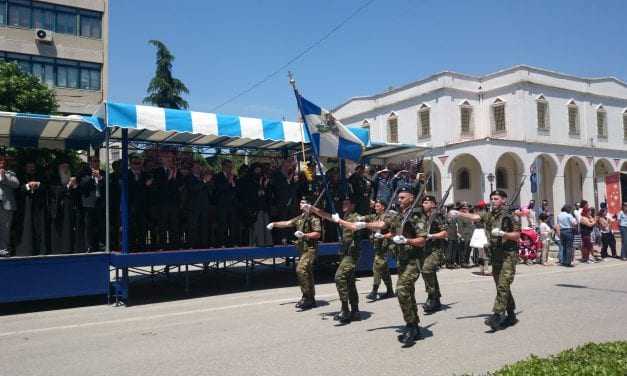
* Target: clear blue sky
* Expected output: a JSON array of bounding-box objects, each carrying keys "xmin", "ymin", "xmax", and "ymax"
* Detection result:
[{"xmin": 109, "ymin": 0, "xmax": 627, "ymax": 121}]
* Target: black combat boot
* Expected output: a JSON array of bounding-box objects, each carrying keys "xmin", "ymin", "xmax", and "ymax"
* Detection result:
[
  {"xmin": 423, "ymin": 297, "xmax": 433, "ymax": 313},
  {"xmin": 504, "ymin": 311, "xmax": 518, "ymax": 327},
  {"xmin": 379, "ymin": 289, "xmax": 395, "ymax": 299},
  {"xmin": 366, "ymin": 285, "xmax": 379, "ymax": 301},
  {"xmin": 426, "ymin": 297, "xmax": 442, "ymax": 313},
  {"xmin": 398, "ymin": 323, "xmax": 421, "ymax": 345},
  {"xmin": 333, "ymin": 301, "xmax": 351, "ymax": 324},
  {"xmin": 299, "ymin": 298, "xmax": 317, "ymax": 311},
  {"xmin": 295, "ymin": 297, "xmax": 305, "ymax": 308},
  {"xmin": 350, "ymin": 306, "xmax": 361, "ymax": 321},
  {"xmin": 487, "ymin": 313, "xmax": 508, "ymax": 331}
]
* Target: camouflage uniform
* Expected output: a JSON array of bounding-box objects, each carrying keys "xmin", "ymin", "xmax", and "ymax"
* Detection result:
[
  {"xmin": 421, "ymin": 210, "xmax": 447, "ymax": 301},
  {"xmin": 479, "ymin": 207, "xmax": 521, "ymax": 315},
  {"xmin": 364, "ymin": 212, "xmax": 394, "ymax": 293},
  {"xmin": 335, "ymin": 212, "xmax": 365, "ymax": 309},
  {"xmin": 394, "ymin": 208, "xmax": 428, "ymax": 325},
  {"xmin": 288, "ymin": 214, "xmax": 322, "ymax": 302}
]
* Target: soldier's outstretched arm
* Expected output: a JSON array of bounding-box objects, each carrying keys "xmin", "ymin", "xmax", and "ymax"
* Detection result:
[
  {"xmin": 428, "ymin": 230, "xmax": 448, "ymax": 240},
  {"xmin": 267, "ymin": 220, "xmax": 295, "ymax": 229},
  {"xmin": 303, "ymin": 231, "xmax": 321, "ymax": 240},
  {"xmin": 502, "ymin": 230, "xmax": 520, "ymax": 242},
  {"xmin": 449, "ymin": 210, "xmax": 480, "ymax": 222},
  {"xmin": 304, "ymin": 205, "xmax": 333, "ymax": 222},
  {"xmin": 406, "ymin": 236, "xmax": 427, "ymax": 248}
]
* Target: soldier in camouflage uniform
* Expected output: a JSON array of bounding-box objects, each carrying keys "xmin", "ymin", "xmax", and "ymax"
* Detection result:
[
  {"xmin": 364, "ymin": 199, "xmax": 395, "ymax": 301},
  {"xmin": 267, "ymin": 200, "xmax": 322, "ymax": 310},
  {"xmin": 449, "ymin": 190, "xmax": 521, "ymax": 331},
  {"xmin": 420, "ymin": 195, "xmax": 448, "ymax": 314},
  {"xmin": 305, "ymin": 196, "xmax": 367, "ymax": 324}
]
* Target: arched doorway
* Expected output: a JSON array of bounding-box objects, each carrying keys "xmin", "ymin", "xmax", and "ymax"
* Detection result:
[
  {"xmin": 495, "ymin": 152, "xmax": 525, "ymax": 207},
  {"xmin": 594, "ymin": 159, "xmax": 614, "ymax": 206},
  {"xmin": 532, "ymin": 154, "xmax": 558, "ymax": 209},
  {"xmin": 448, "ymin": 154, "xmax": 483, "ymax": 204},
  {"xmin": 564, "ymin": 157, "xmax": 587, "ymax": 205}
]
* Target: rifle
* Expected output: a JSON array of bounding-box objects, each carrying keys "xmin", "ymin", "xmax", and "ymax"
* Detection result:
[
  {"xmin": 506, "ymin": 176, "xmax": 527, "ymax": 213},
  {"xmin": 304, "ymin": 187, "xmax": 326, "ymax": 220},
  {"xmin": 400, "ymin": 173, "xmax": 432, "ymax": 229},
  {"xmin": 425, "ymin": 183, "xmax": 453, "ymax": 233}
]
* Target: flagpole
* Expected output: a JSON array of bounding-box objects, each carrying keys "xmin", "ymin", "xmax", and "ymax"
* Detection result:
[{"xmin": 288, "ymin": 71, "xmax": 338, "ymax": 218}]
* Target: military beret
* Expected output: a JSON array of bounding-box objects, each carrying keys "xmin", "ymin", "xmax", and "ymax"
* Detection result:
[
  {"xmin": 421, "ymin": 195, "xmax": 437, "ymax": 204},
  {"xmin": 398, "ymin": 186, "xmax": 415, "ymax": 195},
  {"xmin": 490, "ymin": 190, "xmax": 508, "ymax": 198}
]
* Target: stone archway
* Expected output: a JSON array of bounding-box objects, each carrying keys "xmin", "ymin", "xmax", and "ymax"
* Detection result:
[
  {"xmin": 423, "ymin": 159, "xmax": 442, "ymax": 199},
  {"xmin": 494, "ymin": 152, "xmax": 525, "ymax": 207},
  {"xmin": 564, "ymin": 157, "xmax": 588, "ymax": 205},
  {"xmin": 532, "ymin": 154, "xmax": 558, "ymax": 209},
  {"xmin": 448, "ymin": 154, "xmax": 483, "ymax": 204}
]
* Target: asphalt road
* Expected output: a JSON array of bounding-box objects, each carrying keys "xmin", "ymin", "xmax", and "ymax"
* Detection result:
[{"xmin": 2, "ymin": 259, "xmax": 626, "ymax": 376}]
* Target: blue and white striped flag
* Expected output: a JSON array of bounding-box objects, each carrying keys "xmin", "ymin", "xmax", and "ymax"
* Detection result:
[{"xmin": 297, "ymin": 93, "xmax": 364, "ymax": 162}]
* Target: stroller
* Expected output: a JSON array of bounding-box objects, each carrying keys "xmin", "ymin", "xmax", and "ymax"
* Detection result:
[{"xmin": 518, "ymin": 228, "xmax": 541, "ymax": 263}]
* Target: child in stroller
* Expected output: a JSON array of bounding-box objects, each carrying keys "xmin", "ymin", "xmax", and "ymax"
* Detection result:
[{"xmin": 519, "ymin": 227, "xmax": 541, "ymax": 264}]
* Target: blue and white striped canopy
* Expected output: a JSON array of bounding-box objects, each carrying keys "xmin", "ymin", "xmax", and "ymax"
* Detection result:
[
  {"xmin": 0, "ymin": 111, "xmax": 103, "ymax": 150},
  {"xmin": 0, "ymin": 102, "xmax": 373, "ymax": 153},
  {"xmin": 103, "ymin": 102, "xmax": 309, "ymax": 150}
]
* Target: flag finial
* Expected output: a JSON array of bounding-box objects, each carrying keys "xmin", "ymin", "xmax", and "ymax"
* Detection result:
[{"xmin": 288, "ymin": 71, "xmax": 296, "ymax": 89}]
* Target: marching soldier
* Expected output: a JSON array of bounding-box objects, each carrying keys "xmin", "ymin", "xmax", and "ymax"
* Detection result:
[
  {"xmin": 304, "ymin": 196, "xmax": 366, "ymax": 324},
  {"xmin": 267, "ymin": 199, "xmax": 322, "ymax": 310},
  {"xmin": 449, "ymin": 190, "xmax": 521, "ymax": 331},
  {"xmin": 389, "ymin": 186, "xmax": 429, "ymax": 345},
  {"xmin": 364, "ymin": 199, "xmax": 395, "ymax": 301},
  {"xmin": 420, "ymin": 195, "xmax": 448, "ymax": 314}
]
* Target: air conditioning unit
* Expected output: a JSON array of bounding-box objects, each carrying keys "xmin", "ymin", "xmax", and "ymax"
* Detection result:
[{"xmin": 35, "ymin": 29, "xmax": 53, "ymax": 43}]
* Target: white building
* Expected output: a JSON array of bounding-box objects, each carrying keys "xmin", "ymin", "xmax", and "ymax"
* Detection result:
[{"xmin": 333, "ymin": 65, "xmax": 627, "ymax": 211}]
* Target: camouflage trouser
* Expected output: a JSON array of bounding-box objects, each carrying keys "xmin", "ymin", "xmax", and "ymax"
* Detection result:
[
  {"xmin": 419, "ymin": 248, "xmax": 443, "ymax": 299},
  {"xmin": 335, "ymin": 255, "xmax": 358, "ymax": 307},
  {"xmin": 296, "ymin": 248, "xmax": 316, "ymax": 301},
  {"xmin": 396, "ymin": 259, "xmax": 420, "ymax": 324},
  {"xmin": 491, "ymin": 249, "xmax": 517, "ymax": 314},
  {"xmin": 372, "ymin": 252, "xmax": 393, "ymax": 290}
]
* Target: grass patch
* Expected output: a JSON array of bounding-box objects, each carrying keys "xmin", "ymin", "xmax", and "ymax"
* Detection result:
[{"xmin": 487, "ymin": 341, "xmax": 627, "ymax": 375}]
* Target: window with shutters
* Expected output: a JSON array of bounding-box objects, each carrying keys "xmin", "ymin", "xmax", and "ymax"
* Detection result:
[
  {"xmin": 417, "ymin": 104, "xmax": 430, "ymax": 139},
  {"xmin": 496, "ymin": 167, "xmax": 508, "ymax": 189},
  {"xmin": 457, "ymin": 169, "xmax": 470, "ymax": 190},
  {"xmin": 387, "ymin": 113, "xmax": 398, "ymax": 143},
  {"xmin": 460, "ymin": 101, "xmax": 473, "ymax": 136},
  {"xmin": 491, "ymin": 98, "xmax": 506, "ymax": 134},
  {"xmin": 596, "ymin": 106, "xmax": 607, "ymax": 139},
  {"xmin": 536, "ymin": 96, "xmax": 549, "ymax": 131},
  {"xmin": 568, "ymin": 100, "xmax": 580, "ymax": 136}
]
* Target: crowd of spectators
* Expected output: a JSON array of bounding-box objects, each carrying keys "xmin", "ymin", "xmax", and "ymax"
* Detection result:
[{"xmin": 1, "ymin": 148, "xmax": 625, "ymax": 264}]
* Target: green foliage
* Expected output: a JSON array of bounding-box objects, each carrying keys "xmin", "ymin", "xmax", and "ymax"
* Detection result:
[
  {"xmin": 0, "ymin": 61, "xmax": 58, "ymax": 114},
  {"xmin": 487, "ymin": 341, "xmax": 627, "ymax": 376},
  {"xmin": 143, "ymin": 40, "xmax": 189, "ymax": 110}
]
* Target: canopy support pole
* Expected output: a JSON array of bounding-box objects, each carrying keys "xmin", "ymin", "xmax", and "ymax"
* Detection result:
[
  {"xmin": 105, "ymin": 127, "xmax": 110, "ymax": 253},
  {"xmin": 121, "ymin": 128, "xmax": 129, "ymax": 254}
]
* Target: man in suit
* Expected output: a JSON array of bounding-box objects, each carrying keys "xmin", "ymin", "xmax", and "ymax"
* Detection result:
[
  {"xmin": 79, "ymin": 157, "xmax": 105, "ymax": 253},
  {"xmin": 16, "ymin": 160, "xmax": 49, "ymax": 256},
  {"xmin": 214, "ymin": 159, "xmax": 240, "ymax": 247},
  {"xmin": 128, "ymin": 154, "xmax": 149, "ymax": 251},
  {"xmin": 0, "ymin": 155, "xmax": 20, "ymax": 257}
]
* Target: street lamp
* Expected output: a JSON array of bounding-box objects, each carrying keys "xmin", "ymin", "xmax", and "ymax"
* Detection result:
[{"xmin": 487, "ymin": 172, "xmax": 495, "ymax": 193}]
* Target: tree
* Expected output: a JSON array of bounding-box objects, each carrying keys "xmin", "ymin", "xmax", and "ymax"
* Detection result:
[
  {"xmin": 0, "ymin": 61, "xmax": 58, "ymax": 114},
  {"xmin": 143, "ymin": 40, "xmax": 189, "ymax": 109}
]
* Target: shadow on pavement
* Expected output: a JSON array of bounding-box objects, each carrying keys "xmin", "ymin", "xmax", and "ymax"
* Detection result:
[{"xmin": 555, "ymin": 283, "xmax": 627, "ymax": 294}]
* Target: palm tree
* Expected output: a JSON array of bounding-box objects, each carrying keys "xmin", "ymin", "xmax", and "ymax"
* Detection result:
[{"xmin": 143, "ymin": 40, "xmax": 189, "ymax": 109}]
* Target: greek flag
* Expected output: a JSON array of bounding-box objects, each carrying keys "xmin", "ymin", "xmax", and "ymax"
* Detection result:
[{"xmin": 296, "ymin": 93, "xmax": 364, "ymax": 162}]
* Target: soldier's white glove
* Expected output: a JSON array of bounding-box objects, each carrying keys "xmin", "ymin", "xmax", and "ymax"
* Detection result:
[
  {"xmin": 266, "ymin": 223, "xmax": 274, "ymax": 230},
  {"xmin": 354, "ymin": 222, "xmax": 366, "ymax": 230},
  {"xmin": 393, "ymin": 235, "xmax": 408, "ymax": 245},
  {"xmin": 294, "ymin": 231, "xmax": 305, "ymax": 239},
  {"xmin": 491, "ymin": 228, "xmax": 505, "ymax": 237},
  {"xmin": 331, "ymin": 213, "xmax": 341, "ymax": 223},
  {"xmin": 448, "ymin": 210, "xmax": 460, "ymax": 218},
  {"xmin": 374, "ymin": 232, "xmax": 385, "ymax": 239},
  {"xmin": 427, "ymin": 233, "xmax": 435, "ymax": 240}
]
